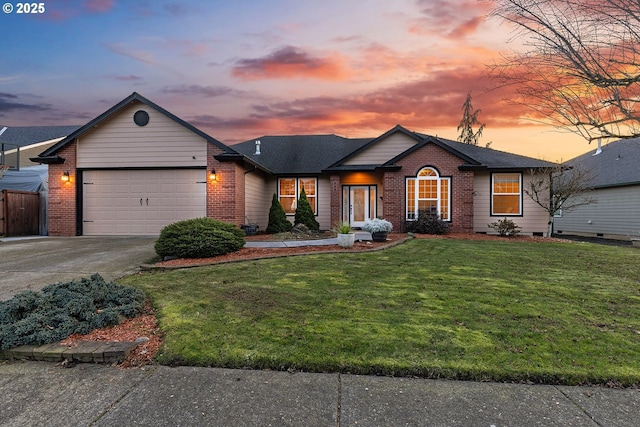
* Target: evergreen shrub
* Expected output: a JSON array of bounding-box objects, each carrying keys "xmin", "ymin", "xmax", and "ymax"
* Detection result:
[
  {"xmin": 266, "ymin": 193, "xmax": 292, "ymax": 234},
  {"xmin": 294, "ymin": 188, "xmax": 319, "ymax": 230},
  {"xmin": 405, "ymin": 210, "xmax": 450, "ymax": 235},
  {"xmin": 0, "ymin": 273, "xmax": 145, "ymax": 350},
  {"xmin": 154, "ymin": 217, "xmax": 245, "ymax": 259}
]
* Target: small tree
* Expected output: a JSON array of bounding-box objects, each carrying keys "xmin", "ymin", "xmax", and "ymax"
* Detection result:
[
  {"xmin": 294, "ymin": 187, "xmax": 319, "ymax": 230},
  {"xmin": 525, "ymin": 162, "xmax": 596, "ymax": 237},
  {"xmin": 266, "ymin": 193, "xmax": 292, "ymax": 234},
  {"xmin": 457, "ymin": 91, "xmax": 486, "ymax": 146}
]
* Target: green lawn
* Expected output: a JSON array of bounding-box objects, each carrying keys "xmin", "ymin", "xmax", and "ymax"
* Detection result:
[{"xmin": 121, "ymin": 238, "xmax": 640, "ymax": 386}]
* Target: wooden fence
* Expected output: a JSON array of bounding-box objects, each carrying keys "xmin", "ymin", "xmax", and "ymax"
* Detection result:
[{"xmin": 1, "ymin": 190, "xmax": 40, "ymax": 237}]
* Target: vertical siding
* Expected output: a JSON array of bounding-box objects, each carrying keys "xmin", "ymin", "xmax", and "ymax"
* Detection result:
[
  {"xmin": 77, "ymin": 102, "xmax": 207, "ymax": 168},
  {"xmin": 554, "ymin": 185, "xmax": 640, "ymax": 239},
  {"xmin": 343, "ymin": 133, "xmax": 417, "ymax": 165},
  {"xmin": 473, "ymin": 171, "xmax": 549, "ymax": 235}
]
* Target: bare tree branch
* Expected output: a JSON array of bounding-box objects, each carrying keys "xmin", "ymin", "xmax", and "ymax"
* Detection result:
[
  {"xmin": 491, "ymin": 0, "xmax": 640, "ymax": 142},
  {"xmin": 525, "ymin": 162, "xmax": 596, "ymax": 236}
]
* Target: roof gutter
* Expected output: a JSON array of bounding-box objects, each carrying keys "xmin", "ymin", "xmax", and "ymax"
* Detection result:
[{"xmin": 29, "ymin": 155, "xmax": 65, "ymax": 164}]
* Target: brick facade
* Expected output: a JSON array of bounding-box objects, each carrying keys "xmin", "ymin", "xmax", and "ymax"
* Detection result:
[
  {"xmin": 47, "ymin": 142, "xmax": 77, "ymax": 236},
  {"xmin": 207, "ymin": 144, "xmax": 245, "ymax": 225},
  {"xmin": 384, "ymin": 143, "xmax": 474, "ymax": 233}
]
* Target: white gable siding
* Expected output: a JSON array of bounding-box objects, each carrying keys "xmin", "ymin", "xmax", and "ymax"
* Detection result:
[
  {"xmin": 473, "ymin": 171, "xmax": 549, "ymax": 235},
  {"xmin": 77, "ymin": 103, "xmax": 207, "ymax": 168},
  {"xmin": 343, "ymin": 133, "xmax": 416, "ymax": 165},
  {"xmin": 554, "ymin": 185, "xmax": 640, "ymax": 239}
]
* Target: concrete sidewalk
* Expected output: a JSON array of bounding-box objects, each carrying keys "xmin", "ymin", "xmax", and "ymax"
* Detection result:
[{"xmin": 1, "ymin": 361, "xmax": 637, "ymax": 426}]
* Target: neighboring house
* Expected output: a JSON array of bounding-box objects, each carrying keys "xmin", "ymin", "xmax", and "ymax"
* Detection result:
[
  {"xmin": 32, "ymin": 92, "xmax": 555, "ymax": 237},
  {"xmin": 0, "ymin": 125, "xmax": 80, "ymax": 169},
  {"xmin": 554, "ymin": 138, "xmax": 640, "ymax": 241}
]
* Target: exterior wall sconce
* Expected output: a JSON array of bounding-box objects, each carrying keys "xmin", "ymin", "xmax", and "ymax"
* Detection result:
[
  {"xmin": 209, "ymin": 169, "xmax": 217, "ymax": 181},
  {"xmin": 61, "ymin": 171, "xmax": 70, "ymax": 182}
]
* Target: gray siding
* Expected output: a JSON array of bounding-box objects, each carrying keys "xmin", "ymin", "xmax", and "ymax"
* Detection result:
[
  {"xmin": 343, "ymin": 133, "xmax": 416, "ymax": 165},
  {"xmin": 554, "ymin": 185, "xmax": 640, "ymax": 240},
  {"xmin": 473, "ymin": 171, "xmax": 549, "ymax": 235},
  {"xmin": 77, "ymin": 103, "xmax": 207, "ymax": 168},
  {"xmin": 244, "ymin": 171, "xmax": 272, "ymax": 230}
]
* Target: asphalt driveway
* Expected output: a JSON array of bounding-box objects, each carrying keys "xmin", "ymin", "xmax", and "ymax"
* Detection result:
[{"xmin": 0, "ymin": 236, "xmax": 157, "ymax": 301}]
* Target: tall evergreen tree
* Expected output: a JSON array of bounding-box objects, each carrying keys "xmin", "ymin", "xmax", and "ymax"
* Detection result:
[
  {"xmin": 294, "ymin": 187, "xmax": 319, "ymax": 230},
  {"xmin": 266, "ymin": 193, "xmax": 292, "ymax": 233},
  {"xmin": 457, "ymin": 91, "xmax": 486, "ymax": 146}
]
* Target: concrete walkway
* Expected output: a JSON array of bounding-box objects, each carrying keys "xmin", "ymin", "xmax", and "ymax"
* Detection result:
[
  {"xmin": 0, "ymin": 361, "xmax": 638, "ymax": 426},
  {"xmin": 244, "ymin": 231, "xmax": 372, "ymax": 248}
]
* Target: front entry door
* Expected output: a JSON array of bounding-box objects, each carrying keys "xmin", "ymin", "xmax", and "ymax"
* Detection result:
[{"xmin": 350, "ymin": 186, "xmax": 371, "ymax": 228}]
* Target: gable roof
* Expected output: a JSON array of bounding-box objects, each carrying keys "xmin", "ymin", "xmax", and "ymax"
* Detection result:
[
  {"xmin": 327, "ymin": 125, "xmax": 555, "ymax": 171},
  {"xmin": 0, "ymin": 125, "xmax": 81, "ymax": 148},
  {"xmin": 233, "ymin": 125, "xmax": 555, "ymax": 175},
  {"xmin": 32, "ymin": 92, "xmax": 237, "ymax": 163},
  {"xmin": 425, "ymin": 134, "xmax": 556, "ymax": 170},
  {"xmin": 566, "ymin": 137, "xmax": 640, "ymax": 188},
  {"xmin": 232, "ymin": 134, "xmax": 372, "ymax": 174}
]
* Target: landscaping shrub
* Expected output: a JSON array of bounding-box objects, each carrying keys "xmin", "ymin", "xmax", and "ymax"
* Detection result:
[
  {"xmin": 0, "ymin": 273, "xmax": 146, "ymax": 350},
  {"xmin": 294, "ymin": 188, "xmax": 319, "ymax": 230},
  {"xmin": 488, "ymin": 217, "xmax": 521, "ymax": 236},
  {"xmin": 266, "ymin": 193, "xmax": 292, "ymax": 234},
  {"xmin": 155, "ymin": 217, "xmax": 245, "ymax": 259},
  {"xmin": 405, "ymin": 210, "xmax": 449, "ymax": 235}
]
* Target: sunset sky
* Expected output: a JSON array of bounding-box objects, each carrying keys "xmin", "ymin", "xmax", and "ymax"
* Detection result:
[{"xmin": 1, "ymin": 0, "xmax": 596, "ymax": 161}]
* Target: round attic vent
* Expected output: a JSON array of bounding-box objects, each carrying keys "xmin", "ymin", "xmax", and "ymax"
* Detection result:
[{"xmin": 133, "ymin": 110, "xmax": 150, "ymax": 126}]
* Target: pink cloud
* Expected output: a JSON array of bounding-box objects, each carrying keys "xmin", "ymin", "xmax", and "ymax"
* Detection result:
[
  {"xmin": 83, "ymin": 0, "xmax": 114, "ymax": 13},
  {"xmin": 190, "ymin": 65, "xmax": 537, "ymax": 145},
  {"xmin": 409, "ymin": 0, "xmax": 492, "ymax": 40},
  {"xmin": 232, "ymin": 46, "xmax": 351, "ymax": 81}
]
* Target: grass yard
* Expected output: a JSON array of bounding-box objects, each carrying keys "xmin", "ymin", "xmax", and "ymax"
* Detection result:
[{"xmin": 121, "ymin": 238, "xmax": 640, "ymax": 386}]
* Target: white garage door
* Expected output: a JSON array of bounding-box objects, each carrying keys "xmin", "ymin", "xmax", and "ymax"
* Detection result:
[{"xmin": 82, "ymin": 169, "xmax": 206, "ymax": 235}]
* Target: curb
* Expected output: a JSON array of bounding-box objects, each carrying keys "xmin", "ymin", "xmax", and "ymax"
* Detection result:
[{"xmin": 1, "ymin": 341, "xmax": 138, "ymax": 364}]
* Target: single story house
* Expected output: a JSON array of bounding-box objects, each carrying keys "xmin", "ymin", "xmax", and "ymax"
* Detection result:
[
  {"xmin": 32, "ymin": 92, "xmax": 555, "ymax": 236},
  {"xmin": 554, "ymin": 138, "xmax": 640, "ymax": 240}
]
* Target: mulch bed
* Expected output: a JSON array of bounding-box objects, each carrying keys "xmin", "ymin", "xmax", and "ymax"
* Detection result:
[{"xmin": 151, "ymin": 232, "xmax": 572, "ymax": 270}]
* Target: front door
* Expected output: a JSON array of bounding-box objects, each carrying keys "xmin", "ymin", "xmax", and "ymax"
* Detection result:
[{"xmin": 347, "ymin": 185, "xmax": 376, "ymax": 228}]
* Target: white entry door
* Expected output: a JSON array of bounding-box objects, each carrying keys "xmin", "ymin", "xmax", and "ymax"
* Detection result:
[
  {"xmin": 350, "ymin": 186, "xmax": 371, "ymax": 228},
  {"xmin": 82, "ymin": 169, "xmax": 206, "ymax": 235}
]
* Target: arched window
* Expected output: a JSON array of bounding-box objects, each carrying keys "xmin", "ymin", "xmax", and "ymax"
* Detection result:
[{"xmin": 406, "ymin": 167, "xmax": 451, "ymax": 221}]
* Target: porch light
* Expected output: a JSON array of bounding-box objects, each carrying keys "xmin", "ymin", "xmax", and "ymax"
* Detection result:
[
  {"xmin": 61, "ymin": 171, "xmax": 70, "ymax": 182},
  {"xmin": 209, "ymin": 169, "xmax": 217, "ymax": 181}
]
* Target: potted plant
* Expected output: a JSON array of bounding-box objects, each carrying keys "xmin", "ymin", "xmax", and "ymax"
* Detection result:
[
  {"xmin": 335, "ymin": 222, "xmax": 355, "ymax": 248},
  {"xmin": 362, "ymin": 218, "xmax": 393, "ymax": 242}
]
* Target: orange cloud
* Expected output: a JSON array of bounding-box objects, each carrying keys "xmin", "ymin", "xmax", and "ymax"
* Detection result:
[
  {"xmin": 191, "ymin": 65, "xmax": 540, "ymax": 145},
  {"xmin": 232, "ymin": 46, "xmax": 351, "ymax": 81}
]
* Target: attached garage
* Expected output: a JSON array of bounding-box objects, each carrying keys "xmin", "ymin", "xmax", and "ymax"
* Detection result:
[
  {"xmin": 82, "ymin": 169, "xmax": 206, "ymax": 235},
  {"xmin": 31, "ymin": 92, "xmax": 245, "ymax": 237}
]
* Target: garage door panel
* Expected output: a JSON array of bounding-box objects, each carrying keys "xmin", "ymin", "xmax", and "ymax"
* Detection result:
[{"xmin": 83, "ymin": 170, "xmax": 206, "ymax": 235}]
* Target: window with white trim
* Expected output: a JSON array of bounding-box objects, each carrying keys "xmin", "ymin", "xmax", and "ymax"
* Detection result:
[
  {"xmin": 406, "ymin": 167, "xmax": 451, "ymax": 221},
  {"xmin": 278, "ymin": 177, "xmax": 317, "ymax": 214},
  {"xmin": 491, "ymin": 173, "xmax": 522, "ymax": 215}
]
